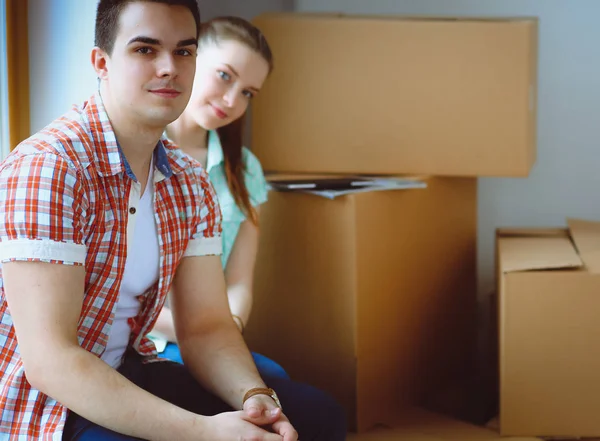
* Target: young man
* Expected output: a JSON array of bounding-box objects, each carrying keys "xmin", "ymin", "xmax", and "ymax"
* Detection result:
[{"xmin": 0, "ymin": 1, "xmax": 345, "ymax": 440}]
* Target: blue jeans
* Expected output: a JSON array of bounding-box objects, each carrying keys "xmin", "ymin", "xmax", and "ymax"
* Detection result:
[
  {"xmin": 161, "ymin": 342, "xmax": 290, "ymax": 380},
  {"xmin": 62, "ymin": 350, "xmax": 346, "ymax": 441}
]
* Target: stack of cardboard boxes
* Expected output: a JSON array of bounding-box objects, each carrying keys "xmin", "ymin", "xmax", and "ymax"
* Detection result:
[{"xmin": 243, "ymin": 12, "xmax": 539, "ymax": 434}]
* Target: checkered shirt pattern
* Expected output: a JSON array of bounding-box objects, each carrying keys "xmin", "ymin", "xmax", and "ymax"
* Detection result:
[{"xmin": 0, "ymin": 92, "xmax": 222, "ymax": 440}]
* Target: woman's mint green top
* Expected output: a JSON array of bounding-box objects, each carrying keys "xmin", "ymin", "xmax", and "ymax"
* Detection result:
[
  {"xmin": 205, "ymin": 130, "xmax": 269, "ymax": 267},
  {"xmin": 149, "ymin": 131, "xmax": 268, "ymax": 351}
]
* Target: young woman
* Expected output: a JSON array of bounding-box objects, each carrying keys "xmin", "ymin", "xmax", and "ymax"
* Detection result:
[
  {"xmin": 156, "ymin": 16, "xmax": 283, "ymax": 377},
  {"xmin": 155, "ymin": 17, "xmax": 348, "ymax": 440}
]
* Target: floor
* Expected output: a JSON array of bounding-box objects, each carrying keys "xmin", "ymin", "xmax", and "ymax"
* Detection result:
[
  {"xmin": 343, "ymin": 408, "xmax": 544, "ymax": 441},
  {"xmin": 347, "ymin": 429, "xmax": 540, "ymax": 441}
]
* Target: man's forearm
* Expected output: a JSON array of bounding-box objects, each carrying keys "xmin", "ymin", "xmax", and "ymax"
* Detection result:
[
  {"xmin": 34, "ymin": 345, "xmax": 203, "ymax": 440},
  {"xmin": 179, "ymin": 321, "xmax": 266, "ymax": 409}
]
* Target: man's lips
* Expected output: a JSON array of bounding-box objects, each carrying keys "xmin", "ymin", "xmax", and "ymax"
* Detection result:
[{"xmin": 150, "ymin": 88, "xmax": 181, "ymax": 98}]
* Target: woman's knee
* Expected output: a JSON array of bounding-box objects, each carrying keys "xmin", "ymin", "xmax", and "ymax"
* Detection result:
[
  {"xmin": 314, "ymin": 388, "xmax": 347, "ymax": 440},
  {"xmin": 265, "ymin": 377, "xmax": 347, "ymax": 440}
]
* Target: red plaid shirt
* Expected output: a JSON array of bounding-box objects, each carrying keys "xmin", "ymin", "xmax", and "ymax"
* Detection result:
[{"xmin": 0, "ymin": 93, "xmax": 222, "ymax": 439}]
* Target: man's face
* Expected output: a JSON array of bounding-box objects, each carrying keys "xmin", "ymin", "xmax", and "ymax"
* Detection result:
[{"xmin": 96, "ymin": 2, "xmax": 198, "ymax": 128}]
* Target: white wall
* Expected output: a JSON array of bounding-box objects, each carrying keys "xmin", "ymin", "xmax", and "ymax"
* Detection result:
[
  {"xmin": 296, "ymin": 0, "xmax": 600, "ymax": 296},
  {"xmin": 200, "ymin": 0, "xmax": 294, "ymax": 21},
  {"xmin": 28, "ymin": 0, "xmax": 99, "ymax": 133}
]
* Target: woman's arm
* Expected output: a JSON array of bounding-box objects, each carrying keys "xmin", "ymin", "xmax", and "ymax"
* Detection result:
[
  {"xmin": 155, "ymin": 208, "xmax": 261, "ymax": 339},
  {"xmin": 224, "ymin": 209, "xmax": 261, "ymax": 332},
  {"xmin": 154, "ymin": 303, "xmax": 178, "ymax": 342}
]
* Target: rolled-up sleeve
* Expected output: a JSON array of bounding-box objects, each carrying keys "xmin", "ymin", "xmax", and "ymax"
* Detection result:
[
  {"xmin": 243, "ymin": 147, "xmax": 269, "ymax": 208},
  {"xmin": 183, "ymin": 166, "xmax": 223, "ymax": 258},
  {"xmin": 0, "ymin": 153, "xmax": 88, "ymax": 265}
]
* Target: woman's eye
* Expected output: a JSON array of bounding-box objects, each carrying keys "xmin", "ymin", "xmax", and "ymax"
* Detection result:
[
  {"xmin": 218, "ymin": 71, "xmax": 231, "ymax": 81},
  {"xmin": 242, "ymin": 90, "xmax": 254, "ymax": 99}
]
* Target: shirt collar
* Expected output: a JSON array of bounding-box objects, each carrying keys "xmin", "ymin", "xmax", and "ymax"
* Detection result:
[
  {"xmin": 85, "ymin": 91, "xmax": 175, "ymax": 180},
  {"xmin": 84, "ymin": 91, "xmax": 124, "ymax": 177},
  {"xmin": 153, "ymin": 139, "xmax": 175, "ymax": 180},
  {"xmin": 206, "ymin": 130, "xmax": 224, "ymax": 172},
  {"xmin": 116, "ymin": 139, "xmax": 174, "ymax": 182}
]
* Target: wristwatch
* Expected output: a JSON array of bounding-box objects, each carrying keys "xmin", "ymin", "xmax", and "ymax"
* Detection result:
[{"xmin": 243, "ymin": 387, "xmax": 283, "ymax": 410}]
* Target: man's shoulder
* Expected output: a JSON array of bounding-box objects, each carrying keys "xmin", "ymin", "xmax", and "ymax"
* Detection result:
[
  {"xmin": 160, "ymin": 139, "xmax": 221, "ymax": 219},
  {"xmin": 162, "ymin": 138, "xmax": 210, "ymax": 184},
  {"xmin": 161, "ymin": 137, "xmax": 192, "ymax": 165},
  {"xmin": 7, "ymin": 102, "xmax": 95, "ymax": 172}
]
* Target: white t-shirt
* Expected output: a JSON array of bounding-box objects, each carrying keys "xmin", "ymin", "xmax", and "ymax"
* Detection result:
[{"xmin": 101, "ymin": 167, "xmax": 160, "ymax": 368}]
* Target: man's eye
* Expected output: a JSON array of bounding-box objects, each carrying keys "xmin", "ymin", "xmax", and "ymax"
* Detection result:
[
  {"xmin": 136, "ymin": 47, "xmax": 153, "ymax": 55},
  {"xmin": 176, "ymin": 49, "xmax": 194, "ymax": 57}
]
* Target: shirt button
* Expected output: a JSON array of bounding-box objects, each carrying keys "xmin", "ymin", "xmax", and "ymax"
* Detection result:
[{"xmin": 129, "ymin": 207, "xmax": 137, "ymax": 214}]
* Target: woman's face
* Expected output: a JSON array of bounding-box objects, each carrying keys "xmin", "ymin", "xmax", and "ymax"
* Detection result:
[{"xmin": 185, "ymin": 39, "xmax": 270, "ymax": 130}]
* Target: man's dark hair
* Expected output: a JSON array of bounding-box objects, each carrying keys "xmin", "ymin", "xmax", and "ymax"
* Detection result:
[{"xmin": 95, "ymin": 0, "xmax": 201, "ymax": 55}]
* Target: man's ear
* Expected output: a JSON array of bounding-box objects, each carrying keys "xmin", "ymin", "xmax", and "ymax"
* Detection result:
[{"xmin": 91, "ymin": 47, "xmax": 110, "ymax": 80}]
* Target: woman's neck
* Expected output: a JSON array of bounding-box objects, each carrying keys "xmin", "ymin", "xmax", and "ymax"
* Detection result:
[{"xmin": 166, "ymin": 117, "xmax": 210, "ymax": 165}]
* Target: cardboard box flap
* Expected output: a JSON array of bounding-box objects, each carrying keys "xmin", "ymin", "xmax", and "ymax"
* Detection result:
[
  {"xmin": 496, "ymin": 228, "xmax": 569, "ymax": 238},
  {"xmin": 567, "ymin": 218, "xmax": 600, "ymax": 274},
  {"xmin": 499, "ymin": 235, "xmax": 583, "ymax": 273}
]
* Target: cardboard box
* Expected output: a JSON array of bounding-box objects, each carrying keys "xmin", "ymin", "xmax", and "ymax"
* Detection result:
[
  {"xmin": 244, "ymin": 177, "xmax": 477, "ymax": 432},
  {"xmin": 497, "ymin": 219, "xmax": 600, "ymax": 437},
  {"xmin": 251, "ymin": 13, "xmax": 538, "ymax": 177}
]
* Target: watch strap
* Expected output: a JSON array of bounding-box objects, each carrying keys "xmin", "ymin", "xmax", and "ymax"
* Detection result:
[{"xmin": 243, "ymin": 387, "xmax": 282, "ymax": 409}]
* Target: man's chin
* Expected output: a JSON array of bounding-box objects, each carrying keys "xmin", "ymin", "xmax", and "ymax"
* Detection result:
[{"xmin": 142, "ymin": 108, "xmax": 186, "ymax": 128}]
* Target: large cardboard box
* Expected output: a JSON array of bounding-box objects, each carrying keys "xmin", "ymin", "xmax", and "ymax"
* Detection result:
[
  {"xmin": 497, "ymin": 219, "xmax": 600, "ymax": 437},
  {"xmin": 244, "ymin": 177, "xmax": 477, "ymax": 432},
  {"xmin": 251, "ymin": 13, "xmax": 538, "ymax": 177}
]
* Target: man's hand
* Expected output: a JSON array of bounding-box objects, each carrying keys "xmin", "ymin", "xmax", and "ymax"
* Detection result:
[
  {"xmin": 243, "ymin": 395, "xmax": 298, "ymax": 441},
  {"xmin": 206, "ymin": 411, "xmax": 284, "ymax": 440}
]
